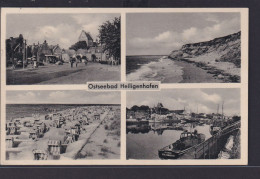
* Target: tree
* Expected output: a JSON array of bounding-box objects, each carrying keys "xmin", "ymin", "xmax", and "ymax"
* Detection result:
[
  {"xmin": 26, "ymin": 46, "xmax": 33, "ymax": 58},
  {"xmin": 139, "ymin": 105, "xmax": 150, "ymax": 112},
  {"xmin": 69, "ymin": 41, "xmax": 89, "ymax": 51},
  {"xmin": 6, "ymin": 34, "xmax": 24, "ymax": 66},
  {"xmin": 98, "ymin": 17, "xmax": 121, "ymax": 64},
  {"xmin": 130, "ymin": 105, "xmax": 139, "ymax": 112}
]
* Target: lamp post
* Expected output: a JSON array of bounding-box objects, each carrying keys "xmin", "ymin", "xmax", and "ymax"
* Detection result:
[{"xmin": 23, "ymin": 40, "xmax": 27, "ymax": 69}]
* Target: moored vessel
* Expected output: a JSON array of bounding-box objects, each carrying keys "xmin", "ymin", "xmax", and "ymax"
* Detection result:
[{"xmin": 158, "ymin": 130, "xmax": 205, "ymax": 159}]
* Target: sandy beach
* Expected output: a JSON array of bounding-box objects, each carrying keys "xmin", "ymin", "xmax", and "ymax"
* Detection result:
[
  {"xmin": 7, "ymin": 62, "xmax": 121, "ymax": 85},
  {"xmin": 127, "ymin": 57, "xmax": 183, "ymax": 83},
  {"xmin": 75, "ymin": 112, "xmax": 120, "ymax": 159},
  {"xmin": 126, "ymin": 57, "xmax": 224, "ymax": 83},
  {"xmin": 6, "ymin": 105, "xmax": 121, "ymax": 160},
  {"xmin": 174, "ymin": 60, "xmax": 222, "ymax": 83}
]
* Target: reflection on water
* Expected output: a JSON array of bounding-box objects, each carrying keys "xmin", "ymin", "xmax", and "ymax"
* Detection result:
[{"xmin": 126, "ymin": 122, "xmax": 212, "ymax": 159}]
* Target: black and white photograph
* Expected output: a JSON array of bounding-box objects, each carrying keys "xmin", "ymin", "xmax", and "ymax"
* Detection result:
[
  {"xmin": 0, "ymin": 8, "xmax": 248, "ymax": 166},
  {"xmin": 5, "ymin": 13, "xmax": 121, "ymax": 85},
  {"xmin": 5, "ymin": 91, "xmax": 121, "ymax": 160},
  {"xmin": 126, "ymin": 89, "xmax": 241, "ymax": 159},
  {"xmin": 126, "ymin": 13, "xmax": 241, "ymax": 83}
]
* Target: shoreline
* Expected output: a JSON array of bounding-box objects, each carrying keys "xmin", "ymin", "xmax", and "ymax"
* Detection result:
[
  {"xmin": 170, "ymin": 57, "xmax": 240, "ymax": 83},
  {"xmin": 126, "ymin": 57, "xmax": 183, "ymax": 83},
  {"xmin": 126, "ymin": 55, "xmax": 164, "ymax": 75},
  {"xmin": 173, "ymin": 60, "xmax": 222, "ymax": 83},
  {"xmin": 126, "ymin": 55, "xmax": 240, "ymax": 83}
]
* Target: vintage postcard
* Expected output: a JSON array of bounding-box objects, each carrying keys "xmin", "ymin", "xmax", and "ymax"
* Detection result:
[{"xmin": 1, "ymin": 8, "xmax": 248, "ymax": 165}]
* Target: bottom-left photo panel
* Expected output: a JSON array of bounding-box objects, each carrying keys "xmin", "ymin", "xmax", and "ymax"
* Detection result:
[{"xmin": 4, "ymin": 90, "xmax": 121, "ymax": 161}]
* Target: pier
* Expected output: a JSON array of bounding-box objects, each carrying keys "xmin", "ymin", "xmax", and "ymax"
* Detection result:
[{"xmin": 178, "ymin": 121, "xmax": 240, "ymax": 159}]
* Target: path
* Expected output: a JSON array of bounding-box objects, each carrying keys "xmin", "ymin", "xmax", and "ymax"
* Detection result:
[
  {"xmin": 7, "ymin": 62, "xmax": 120, "ymax": 85},
  {"xmin": 74, "ymin": 111, "xmax": 120, "ymax": 159}
]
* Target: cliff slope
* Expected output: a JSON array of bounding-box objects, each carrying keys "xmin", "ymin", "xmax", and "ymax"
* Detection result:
[{"xmin": 169, "ymin": 32, "xmax": 241, "ymax": 77}]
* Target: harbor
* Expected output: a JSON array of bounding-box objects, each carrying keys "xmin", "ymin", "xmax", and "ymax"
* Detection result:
[{"xmin": 126, "ymin": 92, "xmax": 241, "ymax": 160}]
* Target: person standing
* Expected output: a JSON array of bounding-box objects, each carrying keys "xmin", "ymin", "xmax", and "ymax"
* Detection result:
[
  {"xmin": 84, "ymin": 58, "xmax": 88, "ymax": 66},
  {"xmin": 70, "ymin": 57, "xmax": 73, "ymax": 68},
  {"xmin": 75, "ymin": 58, "xmax": 78, "ymax": 68}
]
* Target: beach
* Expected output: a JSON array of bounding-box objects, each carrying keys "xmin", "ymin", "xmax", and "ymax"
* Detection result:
[
  {"xmin": 6, "ymin": 104, "xmax": 121, "ymax": 160},
  {"xmin": 126, "ymin": 56, "xmax": 225, "ymax": 83},
  {"xmin": 7, "ymin": 62, "xmax": 121, "ymax": 85},
  {"xmin": 126, "ymin": 57, "xmax": 183, "ymax": 83}
]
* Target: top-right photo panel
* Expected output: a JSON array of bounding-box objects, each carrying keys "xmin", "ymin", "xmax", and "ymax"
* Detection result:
[{"xmin": 126, "ymin": 12, "xmax": 241, "ymax": 83}]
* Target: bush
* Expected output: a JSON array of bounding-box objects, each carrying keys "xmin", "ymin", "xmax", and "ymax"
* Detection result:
[
  {"xmin": 101, "ymin": 146, "xmax": 109, "ymax": 153},
  {"xmin": 86, "ymin": 151, "xmax": 93, "ymax": 157},
  {"xmin": 114, "ymin": 129, "xmax": 120, "ymax": 137},
  {"xmin": 109, "ymin": 120, "xmax": 120, "ymax": 130}
]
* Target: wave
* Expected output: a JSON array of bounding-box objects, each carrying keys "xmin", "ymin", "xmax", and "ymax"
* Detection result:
[{"xmin": 126, "ymin": 57, "xmax": 183, "ymax": 83}]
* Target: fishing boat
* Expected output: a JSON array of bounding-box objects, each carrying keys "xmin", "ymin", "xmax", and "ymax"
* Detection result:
[
  {"xmin": 209, "ymin": 120, "xmax": 226, "ymax": 135},
  {"xmin": 158, "ymin": 130, "xmax": 205, "ymax": 159},
  {"xmin": 209, "ymin": 102, "xmax": 226, "ymax": 135}
]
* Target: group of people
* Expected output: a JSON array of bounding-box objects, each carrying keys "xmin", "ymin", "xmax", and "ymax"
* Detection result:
[{"xmin": 69, "ymin": 57, "xmax": 88, "ymax": 68}]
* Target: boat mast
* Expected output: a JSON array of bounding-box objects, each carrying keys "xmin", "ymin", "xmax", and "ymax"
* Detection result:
[{"xmin": 222, "ymin": 101, "xmax": 224, "ymax": 120}]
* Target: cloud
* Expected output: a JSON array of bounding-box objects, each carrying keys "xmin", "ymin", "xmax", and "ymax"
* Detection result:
[
  {"xmin": 7, "ymin": 14, "xmax": 120, "ymax": 49},
  {"xmin": 7, "ymin": 91, "xmax": 120, "ymax": 105},
  {"xmin": 127, "ymin": 89, "xmax": 240, "ymax": 116},
  {"xmin": 30, "ymin": 23, "xmax": 80, "ymax": 48},
  {"xmin": 49, "ymin": 91, "xmax": 70, "ymax": 99},
  {"xmin": 128, "ymin": 31, "xmax": 182, "ymax": 55},
  {"xmin": 154, "ymin": 31, "xmax": 171, "ymax": 41},
  {"xmin": 71, "ymin": 14, "xmax": 120, "ymax": 41},
  {"xmin": 205, "ymin": 15, "xmax": 220, "ymax": 23},
  {"xmin": 201, "ymin": 92, "xmax": 221, "ymax": 104},
  {"xmin": 17, "ymin": 92, "xmax": 36, "ymax": 100},
  {"xmin": 6, "ymin": 92, "xmax": 38, "ymax": 104},
  {"xmin": 182, "ymin": 27, "xmax": 198, "ymax": 40},
  {"xmin": 82, "ymin": 23, "xmax": 100, "ymax": 39},
  {"xmin": 127, "ymin": 15, "xmax": 240, "ymax": 55}
]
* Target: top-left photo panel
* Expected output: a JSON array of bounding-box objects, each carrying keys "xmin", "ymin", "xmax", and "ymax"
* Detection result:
[{"xmin": 3, "ymin": 12, "xmax": 121, "ymax": 85}]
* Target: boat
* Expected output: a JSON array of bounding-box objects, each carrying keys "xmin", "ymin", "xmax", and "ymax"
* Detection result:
[
  {"xmin": 209, "ymin": 120, "xmax": 226, "ymax": 135},
  {"xmin": 158, "ymin": 130, "xmax": 205, "ymax": 159},
  {"xmin": 210, "ymin": 102, "xmax": 226, "ymax": 135}
]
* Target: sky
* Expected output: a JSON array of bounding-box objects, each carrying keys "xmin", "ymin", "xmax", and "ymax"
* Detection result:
[
  {"xmin": 6, "ymin": 13, "xmax": 120, "ymax": 49},
  {"xmin": 126, "ymin": 12, "xmax": 240, "ymax": 55},
  {"xmin": 126, "ymin": 88, "xmax": 240, "ymax": 116},
  {"xmin": 6, "ymin": 91, "xmax": 120, "ymax": 104}
]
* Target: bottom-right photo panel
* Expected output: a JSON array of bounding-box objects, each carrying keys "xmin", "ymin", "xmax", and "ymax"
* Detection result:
[{"xmin": 126, "ymin": 88, "xmax": 241, "ymax": 160}]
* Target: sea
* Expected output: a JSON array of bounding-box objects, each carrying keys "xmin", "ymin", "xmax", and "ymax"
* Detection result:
[
  {"xmin": 6, "ymin": 104, "xmax": 119, "ymax": 120},
  {"xmin": 126, "ymin": 122, "xmax": 212, "ymax": 159},
  {"xmin": 126, "ymin": 55, "xmax": 164, "ymax": 74}
]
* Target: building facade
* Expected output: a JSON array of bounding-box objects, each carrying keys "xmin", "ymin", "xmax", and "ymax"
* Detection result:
[{"xmin": 74, "ymin": 30, "xmax": 113, "ymax": 63}]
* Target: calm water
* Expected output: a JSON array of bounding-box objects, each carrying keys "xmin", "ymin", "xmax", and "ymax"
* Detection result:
[
  {"xmin": 126, "ymin": 122, "xmax": 212, "ymax": 159},
  {"xmin": 126, "ymin": 55, "xmax": 164, "ymax": 74}
]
